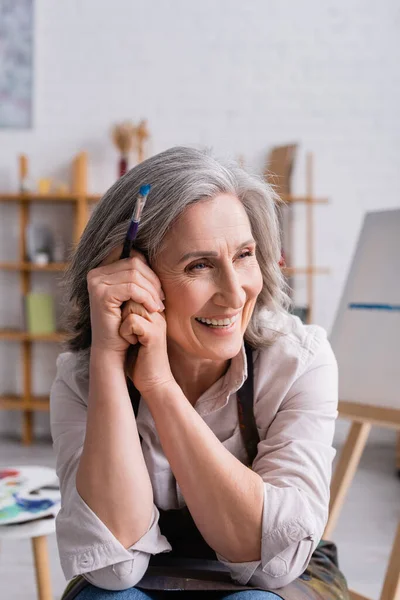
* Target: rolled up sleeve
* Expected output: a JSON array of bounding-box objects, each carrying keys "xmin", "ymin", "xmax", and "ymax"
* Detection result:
[
  {"xmin": 50, "ymin": 354, "xmax": 171, "ymax": 590},
  {"xmin": 216, "ymin": 337, "xmax": 338, "ymax": 590}
]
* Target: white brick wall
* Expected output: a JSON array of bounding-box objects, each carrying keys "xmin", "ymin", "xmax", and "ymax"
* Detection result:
[{"xmin": 0, "ymin": 0, "xmax": 399, "ymax": 435}]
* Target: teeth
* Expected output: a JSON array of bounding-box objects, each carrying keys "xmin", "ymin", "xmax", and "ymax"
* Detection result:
[{"xmin": 195, "ymin": 314, "xmax": 239, "ymax": 327}]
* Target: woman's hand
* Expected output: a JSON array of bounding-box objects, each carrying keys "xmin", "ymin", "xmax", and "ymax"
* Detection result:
[
  {"xmin": 87, "ymin": 249, "xmax": 174, "ymax": 394},
  {"xmin": 121, "ymin": 300, "xmax": 175, "ymax": 397}
]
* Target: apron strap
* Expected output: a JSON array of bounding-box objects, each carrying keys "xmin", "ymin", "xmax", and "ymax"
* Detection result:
[
  {"xmin": 127, "ymin": 341, "xmax": 260, "ymax": 467},
  {"xmin": 237, "ymin": 342, "xmax": 260, "ymax": 467}
]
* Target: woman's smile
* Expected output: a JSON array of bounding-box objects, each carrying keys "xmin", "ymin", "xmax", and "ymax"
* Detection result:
[{"xmin": 194, "ymin": 312, "xmax": 241, "ymax": 335}]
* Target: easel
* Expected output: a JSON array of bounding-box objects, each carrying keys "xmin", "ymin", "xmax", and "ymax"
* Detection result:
[
  {"xmin": 324, "ymin": 209, "xmax": 400, "ymax": 600},
  {"xmin": 324, "ymin": 404, "xmax": 400, "ymax": 600}
]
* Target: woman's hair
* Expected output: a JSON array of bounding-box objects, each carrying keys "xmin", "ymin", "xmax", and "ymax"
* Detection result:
[{"xmin": 60, "ymin": 146, "xmax": 291, "ymax": 373}]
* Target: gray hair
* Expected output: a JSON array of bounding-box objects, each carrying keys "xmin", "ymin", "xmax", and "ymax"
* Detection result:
[{"xmin": 60, "ymin": 146, "xmax": 291, "ymax": 375}]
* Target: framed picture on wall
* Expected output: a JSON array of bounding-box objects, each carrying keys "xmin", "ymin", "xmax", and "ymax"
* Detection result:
[{"xmin": 0, "ymin": 0, "xmax": 34, "ymax": 128}]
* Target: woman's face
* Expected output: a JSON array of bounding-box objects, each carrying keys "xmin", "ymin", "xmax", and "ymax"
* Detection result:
[{"xmin": 154, "ymin": 194, "xmax": 263, "ymax": 362}]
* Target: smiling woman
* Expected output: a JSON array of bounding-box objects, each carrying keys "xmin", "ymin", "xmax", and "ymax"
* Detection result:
[
  {"xmin": 151, "ymin": 194, "xmax": 264, "ymax": 399},
  {"xmin": 62, "ymin": 146, "xmax": 288, "ymax": 364},
  {"xmin": 50, "ymin": 147, "xmax": 349, "ymax": 600}
]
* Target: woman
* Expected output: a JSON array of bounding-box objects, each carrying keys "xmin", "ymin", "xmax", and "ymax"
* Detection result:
[{"xmin": 50, "ymin": 146, "xmax": 349, "ymax": 600}]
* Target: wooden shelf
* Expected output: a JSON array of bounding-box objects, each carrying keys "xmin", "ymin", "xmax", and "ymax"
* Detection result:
[
  {"xmin": 0, "ymin": 395, "xmax": 50, "ymax": 411},
  {"xmin": 0, "ymin": 152, "xmax": 100, "ymax": 445},
  {"xmin": 265, "ymin": 148, "xmax": 330, "ymax": 327},
  {"xmin": 0, "ymin": 261, "xmax": 68, "ymax": 271},
  {"xmin": 0, "ymin": 193, "xmax": 102, "ymax": 203},
  {"xmin": 0, "ymin": 328, "xmax": 67, "ymax": 342}
]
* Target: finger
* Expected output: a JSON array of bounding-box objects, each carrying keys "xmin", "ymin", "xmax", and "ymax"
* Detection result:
[
  {"xmin": 125, "ymin": 269, "xmax": 164, "ymax": 308},
  {"xmin": 96, "ymin": 252, "xmax": 162, "ymax": 297},
  {"xmin": 120, "ymin": 312, "xmax": 162, "ymax": 347},
  {"xmin": 91, "ymin": 266, "xmax": 164, "ymax": 310},
  {"xmin": 121, "ymin": 282, "xmax": 163, "ymax": 313},
  {"xmin": 120, "ymin": 328, "xmax": 138, "ymax": 346},
  {"xmin": 121, "ymin": 299, "xmax": 151, "ymax": 323},
  {"xmin": 92, "ymin": 279, "xmax": 162, "ymax": 314},
  {"xmin": 101, "ymin": 268, "xmax": 163, "ymax": 310},
  {"xmin": 119, "ymin": 313, "xmax": 148, "ymax": 345}
]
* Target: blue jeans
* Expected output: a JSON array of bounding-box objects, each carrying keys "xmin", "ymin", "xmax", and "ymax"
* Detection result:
[{"xmin": 75, "ymin": 586, "xmax": 283, "ymax": 599}]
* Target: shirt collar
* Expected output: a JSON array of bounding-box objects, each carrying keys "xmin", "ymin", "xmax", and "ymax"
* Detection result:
[{"xmin": 194, "ymin": 341, "xmax": 248, "ymax": 414}]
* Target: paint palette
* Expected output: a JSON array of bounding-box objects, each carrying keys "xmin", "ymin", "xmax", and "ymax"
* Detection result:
[{"xmin": 0, "ymin": 465, "xmax": 61, "ymax": 525}]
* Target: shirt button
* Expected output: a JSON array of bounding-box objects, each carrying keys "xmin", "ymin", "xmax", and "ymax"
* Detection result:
[
  {"xmin": 80, "ymin": 554, "xmax": 94, "ymax": 569},
  {"xmin": 286, "ymin": 523, "xmax": 300, "ymax": 541}
]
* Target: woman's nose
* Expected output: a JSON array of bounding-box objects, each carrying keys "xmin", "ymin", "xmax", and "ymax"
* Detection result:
[{"xmin": 213, "ymin": 268, "xmax": 246, "ymax": 309}]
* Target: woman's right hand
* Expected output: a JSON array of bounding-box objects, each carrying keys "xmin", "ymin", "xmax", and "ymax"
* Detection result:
[{"xmin": 87, "ymin": 248, "xmax": 165, "ymax": 357}]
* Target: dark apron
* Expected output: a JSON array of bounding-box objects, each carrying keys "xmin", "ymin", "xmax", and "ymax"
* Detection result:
[{"xmin": 61, "ymin": 344, "xmax": 350, "ymax": 600}]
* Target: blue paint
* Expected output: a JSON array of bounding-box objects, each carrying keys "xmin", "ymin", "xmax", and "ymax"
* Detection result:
[
  {"xmin": 139, "ymin": 184, "xmax": 151, "ymax": 196},
  {"xmin": 13, "ymin": 493, "xmax": 56, "ymax": 512},
  {"xmin": 348, "ymin": 303, "xmax": 400, "ymax": 311}
]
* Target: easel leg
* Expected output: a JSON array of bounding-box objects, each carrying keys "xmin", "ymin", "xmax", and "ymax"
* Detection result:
[{"xmin": 324, "ymin": 421, "xmax": 371, "ymax": 539}]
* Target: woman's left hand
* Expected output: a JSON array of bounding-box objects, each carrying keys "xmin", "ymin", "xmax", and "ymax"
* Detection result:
[{"xmin": 121, "ymin": 297, "xmax": 175, "ymax": 398}]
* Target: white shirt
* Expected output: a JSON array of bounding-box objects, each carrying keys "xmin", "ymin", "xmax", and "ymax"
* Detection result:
[{"xmin": 50, "ymin": 311, "xmax": 338, "ymax": 591}]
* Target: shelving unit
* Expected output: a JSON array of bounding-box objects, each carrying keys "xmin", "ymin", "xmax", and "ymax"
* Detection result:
[
  {"xmin": 0, "ymin": 148, "xmax": 329, "ymax": 445},
  {"xmin": 265, "ymin": 149, "xmax": 330, "ymax": 324},
  {"xmin": 0, "ymin": 152, "xmax": 101, "ymax": 445}
]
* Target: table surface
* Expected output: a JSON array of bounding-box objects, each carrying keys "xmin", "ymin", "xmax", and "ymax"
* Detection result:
[
  {"xmin": 0, "ymin": 511, "xmax": 59, "ymax": 539},
  {"xmin": 0, "ymin": 465, "xmax": 60, "ymax": 537}
]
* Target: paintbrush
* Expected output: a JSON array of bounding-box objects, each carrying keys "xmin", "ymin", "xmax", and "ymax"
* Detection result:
[{"xmin": 120, "ymin": 184, "xmax": 151, "ymax": 260}]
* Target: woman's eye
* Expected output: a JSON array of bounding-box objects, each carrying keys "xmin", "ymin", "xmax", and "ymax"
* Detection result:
[
  {"xmin": 189, "ymin": 262, "xmax": 209, "ymax": 271},
  {"xmin": 238, "ymin": 250, "xmax": 254, "ymax": 259},
  {"xmin": 188, "ymin": 251, "xmax": 254, "ymax": 271}
]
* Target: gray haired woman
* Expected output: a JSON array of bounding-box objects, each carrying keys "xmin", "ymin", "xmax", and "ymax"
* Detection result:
[{"xmin": 51, "ymin": 146, "xmax": 349, "ymax": 600}]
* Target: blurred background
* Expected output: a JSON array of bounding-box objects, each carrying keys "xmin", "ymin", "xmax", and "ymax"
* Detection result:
[{"xmin": 0, "ymin": 1, "xmax": 399, "ymax": 599}]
